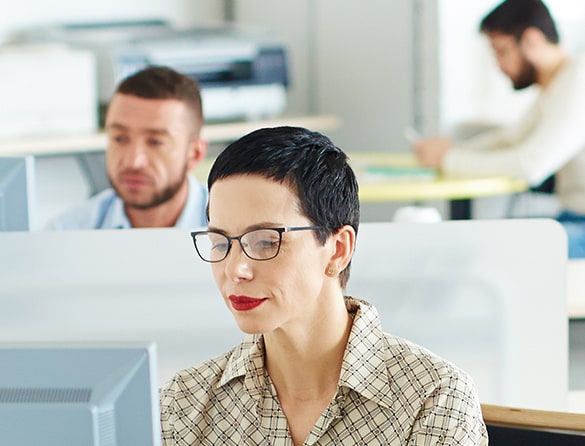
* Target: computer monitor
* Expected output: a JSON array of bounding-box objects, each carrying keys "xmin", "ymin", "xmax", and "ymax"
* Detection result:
[
  {"xmin": 0, "ymin": 342, "xmax": 161, "ymax": 446},
  {"xmin": 0, "ymin": 155, "xmax": 36, "ymax": 231}
]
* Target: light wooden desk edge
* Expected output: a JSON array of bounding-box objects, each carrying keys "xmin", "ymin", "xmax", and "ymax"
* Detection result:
[
  {"xmin": 0, "ymin": 114, "xmax": 341, "ymax": 156},
  {"xmin": 481, "ymin": 403, "xmax": 585, "ymax": 431}
]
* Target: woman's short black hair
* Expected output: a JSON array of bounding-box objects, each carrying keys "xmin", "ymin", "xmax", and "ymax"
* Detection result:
[{"xmin": 208, "ymin": 126, "xmax": 360, "ymax": 288}]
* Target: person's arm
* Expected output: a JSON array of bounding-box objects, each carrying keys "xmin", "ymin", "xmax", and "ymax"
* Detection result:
[
  {"xmin": 444, "ymin": 59, "xmax": 585, "ymax": 185},
  {"xmin": 413, "ymin": 120, "xmax": 526, "ymax": 169}
]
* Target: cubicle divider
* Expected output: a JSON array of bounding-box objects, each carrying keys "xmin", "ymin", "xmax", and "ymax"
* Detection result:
[
  {"xmin": 345, "ymin": 218, "xmax": 568, "ymax": 412},
  {"xmin": 0, "ymin": 219, "xmax": 568, "ymax": 412},
  {"xmin": 0, "ymin": 228, "xmax": 241, "ymax": 386}
]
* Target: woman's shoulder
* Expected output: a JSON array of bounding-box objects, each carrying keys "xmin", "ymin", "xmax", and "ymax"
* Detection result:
[
  {"xmin": 383, "ymin": 332, "xmax": 475, "ymax": 390},
  {"xmin": 160, "ymin": 335, "xmax": 259, "ymax": 403}
]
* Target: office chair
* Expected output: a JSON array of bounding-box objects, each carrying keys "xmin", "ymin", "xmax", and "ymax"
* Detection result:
[{"xmin": 506, "ymin": 174, "xmax": 557, "ymax": 218}]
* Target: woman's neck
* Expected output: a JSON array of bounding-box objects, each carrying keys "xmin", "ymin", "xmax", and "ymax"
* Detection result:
[{"xmin": 263, "ymin": 296, "xmax": 353, "ymax": 401}]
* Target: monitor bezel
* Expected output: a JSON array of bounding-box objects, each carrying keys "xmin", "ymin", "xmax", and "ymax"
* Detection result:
[{"xmin": 0, "ymin": 155, "xmax": 36, "ymax": 231}]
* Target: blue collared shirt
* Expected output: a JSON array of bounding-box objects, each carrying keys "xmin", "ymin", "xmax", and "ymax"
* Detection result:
[{"xmin": 44, "ymin": 176, "xmax": 207, "ymax": 230}]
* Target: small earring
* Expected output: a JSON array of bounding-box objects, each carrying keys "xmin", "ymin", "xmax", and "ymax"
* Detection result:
[{"xmin": 327, "ymin": 266, "xmax": 335, "ymax": 276}]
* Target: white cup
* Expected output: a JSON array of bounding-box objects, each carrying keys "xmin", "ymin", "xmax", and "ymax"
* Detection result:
[{"xmin": 392, "ymin": 206, "xmax": 442, "ymax": 223}]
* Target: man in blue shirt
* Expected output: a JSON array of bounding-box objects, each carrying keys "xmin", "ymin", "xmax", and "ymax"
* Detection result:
[{"xmin": 45, "ymin": 66, "xmax": 208, "ymax": 230}]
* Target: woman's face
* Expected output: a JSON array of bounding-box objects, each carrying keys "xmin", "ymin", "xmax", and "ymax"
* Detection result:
[{"xmin": 207, "ymin": 174, "xmax": 335, "ymax": 335}]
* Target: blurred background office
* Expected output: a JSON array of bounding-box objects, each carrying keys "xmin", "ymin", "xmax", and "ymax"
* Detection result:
[
  {"xmin": 1, "ymin": 0, "xmax": 584, "ymax": 228},
  {"xmin": 2, "ymin": 0, "xmax": 585, "ymax": 417}
]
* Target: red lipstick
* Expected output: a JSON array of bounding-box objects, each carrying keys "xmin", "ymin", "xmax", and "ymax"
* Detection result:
[{"xmin": 228, "ymin": 295, "xmax": 266, "ymax": 311}]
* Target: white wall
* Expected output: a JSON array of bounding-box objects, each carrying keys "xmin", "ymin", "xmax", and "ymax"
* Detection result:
[
  {"xmin": 233, "ymin": 0, "xmax": 415, "ymax": 154},
  {"xmin": 232, "ymin": 1, "xmax": 313, "ymax": 118}
]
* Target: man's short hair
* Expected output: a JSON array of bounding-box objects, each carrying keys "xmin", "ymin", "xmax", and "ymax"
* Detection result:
[
  {"xmin": 480, "ymin": 0, "xmax": 559, "ymax": 44},
  {"xmin": 207, "ymin": 126, "xmax": 360, "ymax": 288},
  {"xmin": 114, "ymin": 65, "xmax": 203, "ymax": 126}
]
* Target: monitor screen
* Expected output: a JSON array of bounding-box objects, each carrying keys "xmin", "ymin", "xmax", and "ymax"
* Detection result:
[
  {"xmin": 0, "ymin": 156, "xmax": 35, "ymax": 231},
  {"xmin": 0, "ymin": 342, "xmax": 161, "ymax": 446}
]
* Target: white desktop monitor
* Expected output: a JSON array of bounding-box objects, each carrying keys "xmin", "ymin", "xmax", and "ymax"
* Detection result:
[
  {"xmin": 0, "ymin": 155, "xmax": 36, "ymax": 231},
  {"xmin": 0, "ymin": 342, "xmax": 161, "ymax": 446}
]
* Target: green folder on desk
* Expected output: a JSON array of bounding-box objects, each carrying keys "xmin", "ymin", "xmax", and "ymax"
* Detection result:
[{"xmin": 361, "ymin": 165, "xmax": 438, "ymax": 182}]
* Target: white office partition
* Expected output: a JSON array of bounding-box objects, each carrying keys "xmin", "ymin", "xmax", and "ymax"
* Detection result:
[
  {"xmin": 0, "ymin": 219, "xmax": 568, "ymax": 411},
  {"xmin": 346, "ymin": 218, "xmax": 568, "ymax": 411},
  {"xmin": 0, "ymin": 228, "xmax": 241, "ymax": 386}
]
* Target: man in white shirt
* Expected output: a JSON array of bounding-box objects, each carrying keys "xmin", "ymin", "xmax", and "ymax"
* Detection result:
[
  {"xmin": 413, "ymin": 0, "xmax": 585, "ymax": 258},
  {"xmin": 45, "ymin": 66, "xmax": 208, "ymax": 230}
]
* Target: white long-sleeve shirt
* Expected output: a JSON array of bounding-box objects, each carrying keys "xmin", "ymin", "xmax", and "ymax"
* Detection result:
[{"xmin": 443, "ymin": 55, "xmax": 585, "ymax": 215}]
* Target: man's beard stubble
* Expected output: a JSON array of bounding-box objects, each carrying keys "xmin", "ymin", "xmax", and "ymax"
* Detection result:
[
  {"xmin": 109, "ymin": 165, "xmax": 188, "ymax": 211},
  {"xmin": 512, "ymin": 58, "xmax": 537, "ymax": 90}
]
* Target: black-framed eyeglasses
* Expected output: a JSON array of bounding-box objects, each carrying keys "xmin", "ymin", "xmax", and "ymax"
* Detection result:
[{"xmin": 191, "ymin": 226, "xmax": 322, "ymax": 263}]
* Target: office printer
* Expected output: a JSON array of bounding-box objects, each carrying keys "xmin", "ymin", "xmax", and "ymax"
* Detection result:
[{"xmin": 19, "ymin": 21, "xmax": 289, "ymax": 122}]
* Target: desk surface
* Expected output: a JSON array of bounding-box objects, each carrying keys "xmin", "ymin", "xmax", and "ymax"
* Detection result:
[
  {"xmin": 349, "ymin": 153, "xmax": 529, "ymax": 202},
  {"xmin": 0, "ymin": 114, "xmax": 340, "ymax": 156},
  {"xmin": 5, "ymin": 122, "xmax": 527, "ymax": 206}
]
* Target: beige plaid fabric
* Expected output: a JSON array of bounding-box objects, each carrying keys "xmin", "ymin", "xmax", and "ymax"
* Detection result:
[{"xmin": 160, "ymin": 298, "xmax": 488, "ymax": 445}]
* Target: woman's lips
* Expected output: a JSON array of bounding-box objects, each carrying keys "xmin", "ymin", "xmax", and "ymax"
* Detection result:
[{"xmin": 228, "ymin": 295, "xmax": 266, "ymax": 311}]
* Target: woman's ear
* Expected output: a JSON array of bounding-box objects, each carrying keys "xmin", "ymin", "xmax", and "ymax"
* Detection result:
[{"xmin": 327, "ymin": 225, "xmax": 356, "ymax": 273}]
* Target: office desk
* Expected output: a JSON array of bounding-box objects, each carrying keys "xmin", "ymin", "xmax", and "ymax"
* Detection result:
[
  {"xmin": 194, "ymin": 152, "xmax": 528, "ymax": 219},
  {"xmin": 349, "ymin": 153, "xmax": 529, "ymax": 219}
]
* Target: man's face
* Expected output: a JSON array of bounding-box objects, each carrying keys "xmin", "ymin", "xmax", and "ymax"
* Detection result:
[
  {"xmin": 105, "ymin": 94, "xmax": 200, "ymax": 209},
  {"xmin": 488, "ymin": 32, "xmax": 537, "ymax": 90}
]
